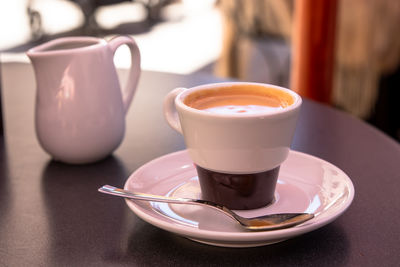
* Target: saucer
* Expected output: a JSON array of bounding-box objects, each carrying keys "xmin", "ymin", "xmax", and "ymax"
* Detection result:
[{"xmin": 124, "ymin": 150, "xmax": 354, "ymax": 247}]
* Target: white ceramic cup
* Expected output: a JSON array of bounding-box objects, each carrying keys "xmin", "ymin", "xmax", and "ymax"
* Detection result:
[{"xmin": 164, "ymin": 82, "xmax": 302, "ymax": 209}]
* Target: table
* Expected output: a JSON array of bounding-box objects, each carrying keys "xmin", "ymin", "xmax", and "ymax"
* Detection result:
[{"xmin": 1, "ymin": 62, "xmax": 399, "ymax": 266}]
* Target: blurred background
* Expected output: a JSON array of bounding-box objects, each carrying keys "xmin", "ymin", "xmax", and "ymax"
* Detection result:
[{"xmin": 0, "ymin": 0, "xmax": 399, "ymax": 142}]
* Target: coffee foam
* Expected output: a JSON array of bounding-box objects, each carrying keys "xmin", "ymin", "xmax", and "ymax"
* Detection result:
[
  {"xmin": 201, "ymin": 103, "xmax": 284, "ymax": 115},
  {"xmin": 184, "ymin": 84, "xmax": 294, "ymax": 114}
]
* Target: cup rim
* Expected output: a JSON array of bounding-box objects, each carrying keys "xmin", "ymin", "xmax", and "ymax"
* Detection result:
[{"xmin": 175, "ymin": 82, "xmax": 302, "ymax": 118}]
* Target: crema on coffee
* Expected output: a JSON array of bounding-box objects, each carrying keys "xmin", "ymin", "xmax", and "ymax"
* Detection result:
[{"xmin": 184, "ymin": 84, "xmax": 294, "ymax": 114}]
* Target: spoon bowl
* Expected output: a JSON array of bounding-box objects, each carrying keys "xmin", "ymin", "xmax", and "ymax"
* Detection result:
[{"xmin": 98, "ymin": 185, "xmax": 314, "ymax": 231}]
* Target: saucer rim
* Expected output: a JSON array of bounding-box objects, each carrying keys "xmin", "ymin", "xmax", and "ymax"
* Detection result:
[{"xmin": 124, "ymin": 150, "xmax": 355, "ymax": 243}]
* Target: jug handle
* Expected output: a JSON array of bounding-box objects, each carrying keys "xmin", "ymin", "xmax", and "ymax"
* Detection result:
[{"xmin": 108, "ymin": 36, "xmax": 141, "ymax": 114}]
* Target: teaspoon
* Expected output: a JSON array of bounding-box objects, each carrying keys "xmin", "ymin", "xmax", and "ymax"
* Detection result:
[{"xmin": 98, "ymin": 185, "xmax": 314, "ymax": 231}]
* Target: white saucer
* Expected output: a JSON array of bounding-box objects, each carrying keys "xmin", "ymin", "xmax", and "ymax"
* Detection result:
[{"xmin": 124, "ymin": 150, "xmax": 354, "ymax": 247}]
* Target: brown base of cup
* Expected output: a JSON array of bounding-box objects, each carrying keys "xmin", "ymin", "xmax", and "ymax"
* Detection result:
[{"xmin": 195, "ymin": 165, "xmax": 280, "ymax": 210}]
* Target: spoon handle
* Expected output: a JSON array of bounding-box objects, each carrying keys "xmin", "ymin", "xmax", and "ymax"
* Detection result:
[
  {"xmin": 99, "ymin": 185, "xmax": 223, "ymax": 209},
  {"xmin": 99, "ymin": 185, "xmax": 314, "ymax": 231}
]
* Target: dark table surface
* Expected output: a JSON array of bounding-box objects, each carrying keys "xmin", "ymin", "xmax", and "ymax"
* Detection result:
[{"xmin": 1, "ymin": 62, "xmax": 400, "ymax": 266}]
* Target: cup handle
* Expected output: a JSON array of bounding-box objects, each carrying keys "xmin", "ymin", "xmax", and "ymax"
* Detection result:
[
  {"xmin": 163, "ymin": 87, "xmax": 186, "ymax": 134},
  {"xmin": 108, "ymin": 35, "xmax": 141, "ymax": 114}
]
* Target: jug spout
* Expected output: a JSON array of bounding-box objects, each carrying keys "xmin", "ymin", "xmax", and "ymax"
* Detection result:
[
  {"xmin": 26, "ymin": 50, "xmax": 44, "ymax": 69},
  {"xmin": 26, "ymin": 48, "xmax": 42, "ymax": 65},
  {"xmin": 26, "ymin": 43, "xmax": 56, "ymax": 73},
  {"xmin": 26, "ymin": 46, "xmax": 60, "ymax": 91},
  {"xmin": 27, "ymin": 36, "xmax": 107, "ymax": 75},
  {"xmin": 26, "ymin": 40, "xmax": 56, "ymax": 62}
]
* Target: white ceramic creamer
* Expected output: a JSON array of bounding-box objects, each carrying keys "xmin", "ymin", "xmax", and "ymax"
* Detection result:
[{"xmin": 27, "ymin": 36, "xmax": 140, "ymax": 164}]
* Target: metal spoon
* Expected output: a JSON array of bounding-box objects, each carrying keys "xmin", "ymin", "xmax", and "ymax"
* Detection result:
[{"xmin": 98, "ymin": 185, "xmax": 314, "ymax": 231}]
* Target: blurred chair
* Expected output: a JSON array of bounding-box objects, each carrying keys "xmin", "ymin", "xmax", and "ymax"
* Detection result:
[
  {"xmin": 71, "ymin": 0, "xmax": 171, "ymax": 26},
  {"xmin": 216, "ymin": 0, "xmax": 293, "ymax": 88},
  {"xmin": 26, "ymin": 0, "xmax": 172, "ymax": 38}
]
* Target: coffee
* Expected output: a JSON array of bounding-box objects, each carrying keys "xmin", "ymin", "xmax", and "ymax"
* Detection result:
[
  {"xmin": 184, "ymin": 84, "xmax": 294, "ymax": 114},
  {"xmin": 196, "ymin": 165, "xmax": 279, "ymax": 210}
]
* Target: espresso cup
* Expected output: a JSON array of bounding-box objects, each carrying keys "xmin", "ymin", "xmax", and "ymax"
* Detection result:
[{"xmin": 163, "ymin": 82, "xmax": 301, "ymax": 210}]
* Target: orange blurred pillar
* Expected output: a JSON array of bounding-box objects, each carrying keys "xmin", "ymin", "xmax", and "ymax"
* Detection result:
[{"xmin": 291, "ymin": 0, "xmax": 338, "ymax": 103}]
